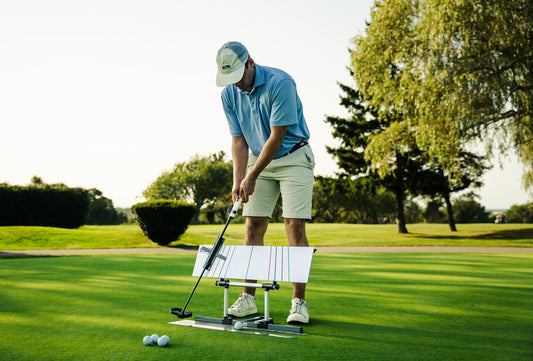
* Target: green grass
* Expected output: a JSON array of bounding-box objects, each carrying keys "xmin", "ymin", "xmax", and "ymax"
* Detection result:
[
  {"xmin": 0, "ymin": 225, "xmax": 150, "ymax": 250},
  {"xmin": 1, "ymin": 223, "xmax": 532, "ymax": 250},
  {"xmin": 0, "ymin": 253, "xmax": 532, "ymax": 360}
]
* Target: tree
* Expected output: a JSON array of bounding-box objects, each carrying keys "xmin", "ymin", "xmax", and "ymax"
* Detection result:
[
  {"xmin": 326, "ymin": 74, "xmax": 490, "ymax": 231},
  {"xmin": 423, "ymin": 199, "xmax": 446, "ymax": 224},
  {"xmin": 85, "ymin": 188, "xmax": 120, "ymax": 225},
  {"xmin": 352, "ymin": 0, "xmax": 533, "ymax": 190},
  {"xmin": 404, "ymin": 200, "xmax": 424, "ymax": 223},
  {"xmin": 143, "ymin": 152, "xmax": 233, "ymax": 223},
  {"xmin": 312, "ymin": 176, "xmax": 350, "ymax": 223},
  {"xmin": 325, "ymin": 81, "xmax": 436, "ymax": 233},
  {"xmin": 506, "ymin": 202, "xmax": 533, "ymax": 223},
  {"xmin": 312, "ymin": 176, "xmax": 396, "ymax": 224},
  {"xmin": 30, "ymin": 176, "xmax": 44, "ymax": 186},
  {"xmin": 409, "ymin": 152, "xmax": 490, "ymax": 231},
  {"xmin": 453, "ymin": 193, "xmax": 490, "ymax": 223}
]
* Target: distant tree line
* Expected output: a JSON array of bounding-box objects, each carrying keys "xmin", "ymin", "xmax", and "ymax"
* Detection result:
[
  {"xmin": 506, "ymin": 203, "xmax": 533, "ymax": 223},
  {"xmin": 312, "ymin": 177, "xmax": 493, "ymax": 225},
  {"xmin": 85, "ymin": 188, "xmax": 130, "ymax": 225},
  {"xmin": 143, "ymin": 153, "xmax": 528, "ymax": 228}
]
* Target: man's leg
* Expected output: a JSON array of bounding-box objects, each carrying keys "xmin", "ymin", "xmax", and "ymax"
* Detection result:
[
  {"xmin": 227, "ymin": 216, "xmax": 269, "ymax": 318},
  {"xmin": 285, "ymin": 218, "xmax": 308, "ymax": 299},
  {"xmin": 242, "ymin": 216, "xmax": 269, "ymax": 296},
  {"xmin": 285, "ymin": 217, "xmax": 310, "ymax": 323}
]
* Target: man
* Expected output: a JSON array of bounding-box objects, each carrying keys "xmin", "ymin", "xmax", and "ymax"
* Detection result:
[{"xmin": 216, "ymin": 41, "xmax": 315, "ymax": 324}]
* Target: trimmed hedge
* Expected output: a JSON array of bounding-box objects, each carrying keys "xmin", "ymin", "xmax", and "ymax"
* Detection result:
[
  {"xmin": 132, "ymin": 200, "xmax": 196, "ymax": 246},
  {"xmin": 0, "ymin": 184, "xmax": 89, "ymax": 228}
]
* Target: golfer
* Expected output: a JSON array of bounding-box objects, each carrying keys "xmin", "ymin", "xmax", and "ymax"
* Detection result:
[{"xmin": 216, "ymin": 41, "xmax": 315, "ymax": 324}]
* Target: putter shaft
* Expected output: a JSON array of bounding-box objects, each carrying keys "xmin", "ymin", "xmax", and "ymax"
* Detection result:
[{"xmin": 172, "ymin": 199, "xmax": 242, "ymax": 318}]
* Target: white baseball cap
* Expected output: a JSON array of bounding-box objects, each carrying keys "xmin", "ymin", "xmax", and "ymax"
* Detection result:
[{"xmin": 216, "ymin": 41, "xmax": 249, "ymax": 87}]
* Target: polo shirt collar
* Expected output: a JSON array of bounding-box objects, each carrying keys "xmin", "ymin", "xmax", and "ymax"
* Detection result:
[
  {"xmin": 253, "ymin": 64, "xmax": 266, "ymax": 88},
  {"xmin": 236, "ymin": 64, "xmax": 265, "ymax": 95}
]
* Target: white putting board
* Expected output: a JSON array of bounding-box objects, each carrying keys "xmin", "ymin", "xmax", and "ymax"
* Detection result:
[{"xmin": 192, "ymin": 245, "xmax": 314, "ymax": 283}]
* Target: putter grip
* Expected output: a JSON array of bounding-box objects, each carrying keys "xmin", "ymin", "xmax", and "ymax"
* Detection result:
[{"xmin": 230, "ymin": 198, "xmax": 242, "ymax": 218}]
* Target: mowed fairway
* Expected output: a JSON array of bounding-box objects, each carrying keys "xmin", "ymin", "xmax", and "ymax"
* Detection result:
[
  {"xmin": 1, "ymin": 223, "xmax": 532, "ymax": 249},
  {"xmin": 1, "ymin": 253, "xmax": 532, "ymax": 360}
]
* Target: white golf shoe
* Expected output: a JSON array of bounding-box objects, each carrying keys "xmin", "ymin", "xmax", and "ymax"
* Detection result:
[
  {"xmin": 228, "ymin": 293, "xmax": 257, "ymax": 318},
  {"xmin": 287, "ymin": 297, "xmax": 309, "ymax": 324}
]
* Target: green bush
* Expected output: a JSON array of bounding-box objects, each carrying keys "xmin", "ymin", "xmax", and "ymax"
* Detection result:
[
  {"xmin": 131, "ymin": 200, "xmax": 196, "ymax": 245},
  {"xmin": 0, "ymin": 183, "xmax": 89, "ymax": 228}
]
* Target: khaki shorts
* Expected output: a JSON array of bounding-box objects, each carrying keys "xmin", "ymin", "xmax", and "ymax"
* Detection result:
[{"xmin": 243, "ymin": 144, "xmax": 315, "ymax": 219}]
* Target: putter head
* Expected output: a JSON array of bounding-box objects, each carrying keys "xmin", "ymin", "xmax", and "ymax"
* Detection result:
[{"xmin": 171, "ymin": 307, "xmax": 193, "ymax": 319}]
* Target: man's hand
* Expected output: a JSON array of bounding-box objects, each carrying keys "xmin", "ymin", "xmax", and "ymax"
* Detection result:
[
  {"xmin": 232, "ymin": 185, "xmax": 240, "ymax": 204},
  {"xmin": 239, "ymin": 176, "xmax": 257, "ymax": 203}
]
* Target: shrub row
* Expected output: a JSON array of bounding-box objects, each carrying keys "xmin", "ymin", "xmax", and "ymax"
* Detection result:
[
  {"xmin": 132, "ymin": 200, "xmax": 195, "ymax": 246},
  {"xmin": 0, "ymin": 184, "xmax": 89, "ymax": 228}
]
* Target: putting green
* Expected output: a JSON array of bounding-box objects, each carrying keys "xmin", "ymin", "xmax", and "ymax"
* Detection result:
[{"xmin": 0, "ymin": 253, "xmax": 531, "ymax": 360}]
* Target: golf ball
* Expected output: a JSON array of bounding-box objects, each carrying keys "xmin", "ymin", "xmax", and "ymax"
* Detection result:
[
  {"xmin": 143, "ymin": 336, "xmax": 152, "ymax": 346},
  {"xmin": 157, "ymin": 335, "xmax": 170, "ymax": 347},
  {"xmin": 234, "ymin": 321, "xmax": 243, "ymax": 330},
  {"xmin": 151, "ymin": 334, "xmax": 159, "ymax": 344}
]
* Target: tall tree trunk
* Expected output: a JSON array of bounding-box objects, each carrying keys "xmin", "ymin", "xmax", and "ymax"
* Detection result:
[
  {"xmin": 444, "ymin": 193, "xmax": 457, "ymax": 232},
  {"xmin": 395, "ymin": 191, "xmax": 408, "ymax": 234}
]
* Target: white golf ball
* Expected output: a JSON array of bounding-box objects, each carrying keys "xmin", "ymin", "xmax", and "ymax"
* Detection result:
[
  {"xmin": 143, "ymin": 335, "xmax": 152, "ymax": 346},
  {"xmin": 234, "ymin": 321, "xmax": 243, "ymax": 330},
  {"xmin": 157, "ymin": 335, "xmax": 169, "ymax": 347},
  {"xmin": 151, "ymin": 334, "xmax": 159, "ymax": 344}
]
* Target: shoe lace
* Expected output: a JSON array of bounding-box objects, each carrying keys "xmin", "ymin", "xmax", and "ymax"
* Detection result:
[
  {"xmin": 233, "ymin": 294, "xmax": 249, "ymax": 309},
  {"xmin": 291, "ymin": 299, "xmax": 305, "ymax": 313}
]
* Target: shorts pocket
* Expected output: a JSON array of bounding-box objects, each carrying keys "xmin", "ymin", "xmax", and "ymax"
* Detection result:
[{"xmin": 301, "ymin": 146, "xmax": 315, "ymax": 170}]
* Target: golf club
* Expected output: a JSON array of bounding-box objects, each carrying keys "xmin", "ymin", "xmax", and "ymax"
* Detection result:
[{"xmin": 171, "ymin": 198, "xmax": 242, "ymax": 319}]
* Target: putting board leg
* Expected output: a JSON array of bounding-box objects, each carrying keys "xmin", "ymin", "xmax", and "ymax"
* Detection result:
[
  {"xmin": 224, "ymin": 285, "xmax": 229, "ymax": 318},
  {"xmin": 264, "ymin": 288, "xmax": 270, "ymax": 321}
]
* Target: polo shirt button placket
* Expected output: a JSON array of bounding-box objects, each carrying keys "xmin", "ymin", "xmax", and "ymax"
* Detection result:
[{"xmin": 250, "ymin": 93, "xmax": 260, "ymax": 121}]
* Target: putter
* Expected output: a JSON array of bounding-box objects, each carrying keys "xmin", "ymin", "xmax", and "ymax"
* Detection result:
[{"xmin": 171, "ymin": 198, "xmax": 242, "ymax": 319}]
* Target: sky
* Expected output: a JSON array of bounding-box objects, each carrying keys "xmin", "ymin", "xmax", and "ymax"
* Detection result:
[{"xmin": 1, "ymin": 0, "xmax": 530, "ymax": 211}]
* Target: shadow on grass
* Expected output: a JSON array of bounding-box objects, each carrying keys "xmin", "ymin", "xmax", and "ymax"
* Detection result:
[
  {"xmin": 0, "ymin": 252, "xmax": 58, "ymax": 259},
  {"xmin": 308, "ymin": 318, "xmax": 360, "ymax": 340},
  {"xmin": 167, "ymin": 245, "xmax": 198, "ymax": 251},
  {"xmin": 410, "ymin": 228, "xmax": 533, "ymax": 240}
]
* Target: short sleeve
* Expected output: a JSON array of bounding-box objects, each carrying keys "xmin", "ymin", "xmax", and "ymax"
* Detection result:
[
  {"xmin": 269, "ymin": 79, "xmax": 298, "ymax": 127},
  {"xmin": 221, "ymin": 89, "xmax": 243, "ymax": 136}
]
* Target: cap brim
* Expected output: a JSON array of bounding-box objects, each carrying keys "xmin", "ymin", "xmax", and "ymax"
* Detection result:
[{"xmin": 216, "ymin": 63, "xmax": 245, "ymax": 87}]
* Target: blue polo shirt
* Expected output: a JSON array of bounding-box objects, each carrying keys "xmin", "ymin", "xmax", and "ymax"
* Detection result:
[{"xmin": 221, "ymin": 64, "xmax": 310, "ymax": 158}]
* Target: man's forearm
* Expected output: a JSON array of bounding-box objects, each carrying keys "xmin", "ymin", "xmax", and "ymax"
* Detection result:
[
  {"xmin": 237, "ymin": 126, "xmax": 288, "ymax": 202},
  {"xmin": 232, "ymin": 136, "xmax": 249, "ymax": 198},
  {"xmin": 247, "ymin": 136, "xmax": 283, "ymax": 180},
  {"xmin": 247, "ymin": 125, "xmax": 288, "ymax": 180}
]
